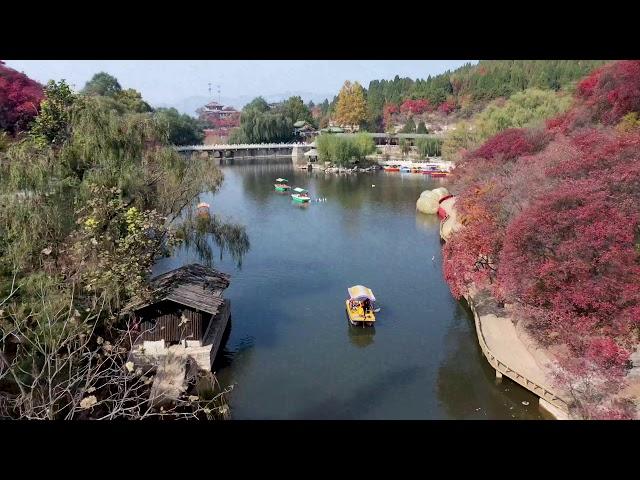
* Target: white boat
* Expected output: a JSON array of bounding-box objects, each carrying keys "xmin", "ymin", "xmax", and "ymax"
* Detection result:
[{"xmin": 291, "ymin": 187, "xmax": 311, "ymax": 203}]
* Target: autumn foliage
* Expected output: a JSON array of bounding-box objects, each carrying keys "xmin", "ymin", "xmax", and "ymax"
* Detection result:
[
  {"xmin": 437, "ymin": 98, "xmax": 458, "ymax": 115},
  {"xmin": 443, "ymin": 61, "xmax": 640, "ymax": 416},
  {"xmin": 0, "ymin": 61, "xmax": 43, "ymax": 134},
  {"xmin": 400, "ymin": 98, "xmax": 432, "ymax": 115},
  {"xmin": 549, "ymin": 60, "xmax": 640, "ymax": 134}
]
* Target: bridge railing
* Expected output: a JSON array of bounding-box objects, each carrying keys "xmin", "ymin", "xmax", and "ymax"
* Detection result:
[{"xmin": 174, "ymin": 142, "xmax": 309, "ymax": 151}]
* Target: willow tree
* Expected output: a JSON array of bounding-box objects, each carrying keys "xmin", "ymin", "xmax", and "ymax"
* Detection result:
[
  {"xmin": 230, "ymin": 97, "xmax": 295, "ymax": 143},
  {"xmin": 334, "ymin": 81, "xmax": 367, "ymax": 128},
  {"xmin": 0, "ymin": 76, "xmax": 248, "ymax": 419}
]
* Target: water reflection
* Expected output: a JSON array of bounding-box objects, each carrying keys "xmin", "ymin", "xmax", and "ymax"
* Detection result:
[
  {"xmin": 293, "ymin": 365, "xmax": 422, "ymax": 419},
  {"xmin": 238, "ymin": 161, "xmax": 443, "ymax": 213},
  {"xmin": 436, "ymin": 299, "xmax": 544, "ymax": 419},
  {"xmin": 240, "ymin": 158, "xmax": 298, "ymax": 203},
  {"xmin": 347, "ymin": 322, "xmax": 376, "ymax": 348},
  {"xmin": 415, "ymin": 212, "xmax": 440, "ymax": 232},
  {"xmin": 212, "ymin": 318, "xmax": 234, "ymax": 370},
  {"xmin": 215, "ymin": 333, "xmax": 256, "ymax": 376}
]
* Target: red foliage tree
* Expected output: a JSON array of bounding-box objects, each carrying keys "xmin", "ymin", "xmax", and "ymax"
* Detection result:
[
  {"xmin": 444, "ymin": 61, "xmax": 640, "ymax": 412},
  {"xmin": 0, "ymin": 62, "xmax": 43, "ymax": 134},
  {"xmin": 498, "ymin": 178, "xmax": 640, "ymax": 348},
  {"xmin": 551, "ymin": 60, "xmax": 640, "ymax": 131},
  {"xmin": 400, "ymin": 98, "xmax": 431, "ymax": 115},
  {"xmin": 383, "ymin": 102, "xmax": 400, "ymax": 128},
  {"xmin": 586, "ymin": 337, "xmax": 631, "ymax": 372},
  {"xmin": 471, "ymin": 128, "xmax": 543, "ymax": 162},
  {"xmin": 383, "ymin": 103, "xmax": 399, "ymax": 116},
  {"xmin": 437, "ymin": 98, "xmax": 458, "ymax": 115},
  {"xmin": 443, "ymin": 203, "xmax": 503, "ymax": 298}
]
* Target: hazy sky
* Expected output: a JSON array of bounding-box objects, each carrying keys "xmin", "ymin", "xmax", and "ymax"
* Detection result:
[{"xmin": 5, "ymin": 60, "xmax": 476, "ymax": 108}]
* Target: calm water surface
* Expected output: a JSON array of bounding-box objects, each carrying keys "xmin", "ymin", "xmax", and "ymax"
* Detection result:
[{"xmin": 155, "ymin": 160, "xmax": 543, "ymax": 419}]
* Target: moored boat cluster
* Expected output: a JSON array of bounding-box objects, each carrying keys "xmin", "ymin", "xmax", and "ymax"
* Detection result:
[{"xmin": 383, "ymin": 163, "xmax": 449, "ymax": 177}]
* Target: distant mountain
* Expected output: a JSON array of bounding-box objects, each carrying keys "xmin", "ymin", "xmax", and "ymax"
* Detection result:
[{"xmin": 157, "ymin": 92, "xmax": 335, "ymax": 117}]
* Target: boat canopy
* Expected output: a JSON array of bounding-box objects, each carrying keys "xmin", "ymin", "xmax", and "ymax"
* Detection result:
[
  {"xmin": 348, "ymin": 285, "xmax": 376, "ymax": 302},
  {"xmin": 293, "ymin": 187, "xmax": 307, "ymax": 193},
  {"xmin": 275, "ymin": 178, "xmax": 288, "ymax": 183}
]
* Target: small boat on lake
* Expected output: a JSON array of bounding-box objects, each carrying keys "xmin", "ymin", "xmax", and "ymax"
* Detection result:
[
  {"xmin": 346, "ymin": 285, "xmax": 376, "ymax": 327},
  {"xmin": 430, "ymin": 171, "xmax": 448, "ymax": 177},
  {"xmin": 383, "ymin": 165, "xmax": 400, "ymax": 172},
  {"xmin": 291, "ymin": 187, "xmax": 311, "ymax": 203},
  {"xmin": 274, "ymin": 178, "xmax": 291, "ymax": 191},
  {"xmin": 400, "ymin": 166, "xmax": 412, "ymax": 173}
]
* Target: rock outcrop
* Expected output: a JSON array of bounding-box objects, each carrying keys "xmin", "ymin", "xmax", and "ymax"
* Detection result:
[
  {"xmin": 416, "ymin": 187, "xmax": 449, "ymax": 214},
  {"xmin": 438, "ymin": 196, "xmax": 462, "ymax": 242}
]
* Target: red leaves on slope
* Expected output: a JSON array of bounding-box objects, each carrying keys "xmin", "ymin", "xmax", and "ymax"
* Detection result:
[
  {"xmin": 383, "ymin": 103, "xmax": 399, "ymax": 116},
  {"xmin": 586, "ymin": 337, "xmax": 631, "ymax": 372},
  {"xmin": 498, "ymin": 179, "xmax": 640, "ymax": 346},
  {"xmin": 438, "ymin": 98, "xmax": 458, "ymax": 115},
  {"xmin": 400, "ymin": 98, "xmax": 432, "ymax": 115},
  {"xmin": 444, "ymin": 61, "xmax": 640, "ymax": 411},
  {"xmin": 549, "ymin": 60, "xmax": 640, "ymax": 132},
  {"xmin": 471, "ymin": 128, "xmax": 546, "ymax": 162}
]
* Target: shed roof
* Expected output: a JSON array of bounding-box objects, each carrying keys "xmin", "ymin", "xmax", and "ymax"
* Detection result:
[{"xmin": 123, "ymin": 264, "xmax": 230, "ymax": 316}]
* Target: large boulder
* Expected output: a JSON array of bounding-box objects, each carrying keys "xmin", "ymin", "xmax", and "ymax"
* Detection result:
[
  {"xmin": 439, "ymin": 196, "xmax": 462, "ymax": 242},
  {"xmin": 416, "ymin": 187, "xmax": 449, "ymax": 214}
]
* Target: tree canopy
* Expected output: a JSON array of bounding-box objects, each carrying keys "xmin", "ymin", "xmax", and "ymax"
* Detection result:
[
  {"xmin": 229, "ymin": 96, "xmax": 302, "ymax": 143},
  {"xmin": 316, "ymin": 133, "xmax": 375, "ymax": 166},
  {"xmin": 334, "ymin": 81, "xmax": 367, "ymax": 127},
  {"xmin": 0, "ymin": 69, "xmax": 247, "ymax": 419},
  {"xmin": 0, "ymin": 62, "xmax": 43, "ymax": 134},
  {"xmin": 280, "ymin": 96, "xmax": 314, "ymax": 126},
  {"xmin": 400, "ymin": 117, "xmax": 416, "ymax": 133},
  {"xmin": 155, "ymin": 107, "xmax": 205, "ymax": 145},
  {"xmin": 82, "ymin": 72, "xmax": 122, "ymax": 97}
]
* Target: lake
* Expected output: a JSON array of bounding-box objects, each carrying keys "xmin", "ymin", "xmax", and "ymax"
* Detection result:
[{"xmin": 155, "ymin": 159, "xmax": 544, "ymax": 419}]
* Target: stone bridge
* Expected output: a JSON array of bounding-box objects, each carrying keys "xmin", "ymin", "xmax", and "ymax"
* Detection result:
[{"xmin": 174, "ymin": 142, "xmax": 312, "ymax": 163}]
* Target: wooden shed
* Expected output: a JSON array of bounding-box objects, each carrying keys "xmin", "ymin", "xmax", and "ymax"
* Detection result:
[{"xmin": 124, "ymin": 264, "xmax": 231, "ymax": 352}]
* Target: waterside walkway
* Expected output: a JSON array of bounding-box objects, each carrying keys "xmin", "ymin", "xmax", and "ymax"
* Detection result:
[{"xmin": 438, "ymin": 197, "xmax": 571, "ymax": 419}]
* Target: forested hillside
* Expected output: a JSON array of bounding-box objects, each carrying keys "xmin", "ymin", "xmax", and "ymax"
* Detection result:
[
  {"xmin": 317, "ymin": 61, "xmax": 606, "ymax": 133},
  {"xmin": 442, "ymin": 60, "xmax": 640, "ymax": 419}
]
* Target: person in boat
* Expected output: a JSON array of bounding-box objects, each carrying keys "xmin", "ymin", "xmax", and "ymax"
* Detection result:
[{"xmin": 363, "ymin": 298, "xmax": 371, "ymax": 315}]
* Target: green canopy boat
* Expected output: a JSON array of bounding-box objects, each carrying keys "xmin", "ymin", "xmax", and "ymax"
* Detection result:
[
  {"xmin": 274, "ymin": 178, "xmax": 291, "ymax": 191},
  {"xmin": 291, "ymin": 187, "xmax": 310, "ymax": 203}
]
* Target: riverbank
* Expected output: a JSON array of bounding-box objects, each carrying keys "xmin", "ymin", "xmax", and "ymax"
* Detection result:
[{"xmin": 437, "ymin": 196, "xmax": 571, "ymax": 420}]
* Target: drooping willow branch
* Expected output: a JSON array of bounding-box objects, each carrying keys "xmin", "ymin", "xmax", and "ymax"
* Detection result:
[{"xmin": 174, "ymin": 212, "xmax": 250, "ymax": 269}]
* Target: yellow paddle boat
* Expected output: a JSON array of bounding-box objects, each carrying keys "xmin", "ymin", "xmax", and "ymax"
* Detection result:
[{"xmin": 346, "ymin": 285, "xmax": 376, "ymax": 327}]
